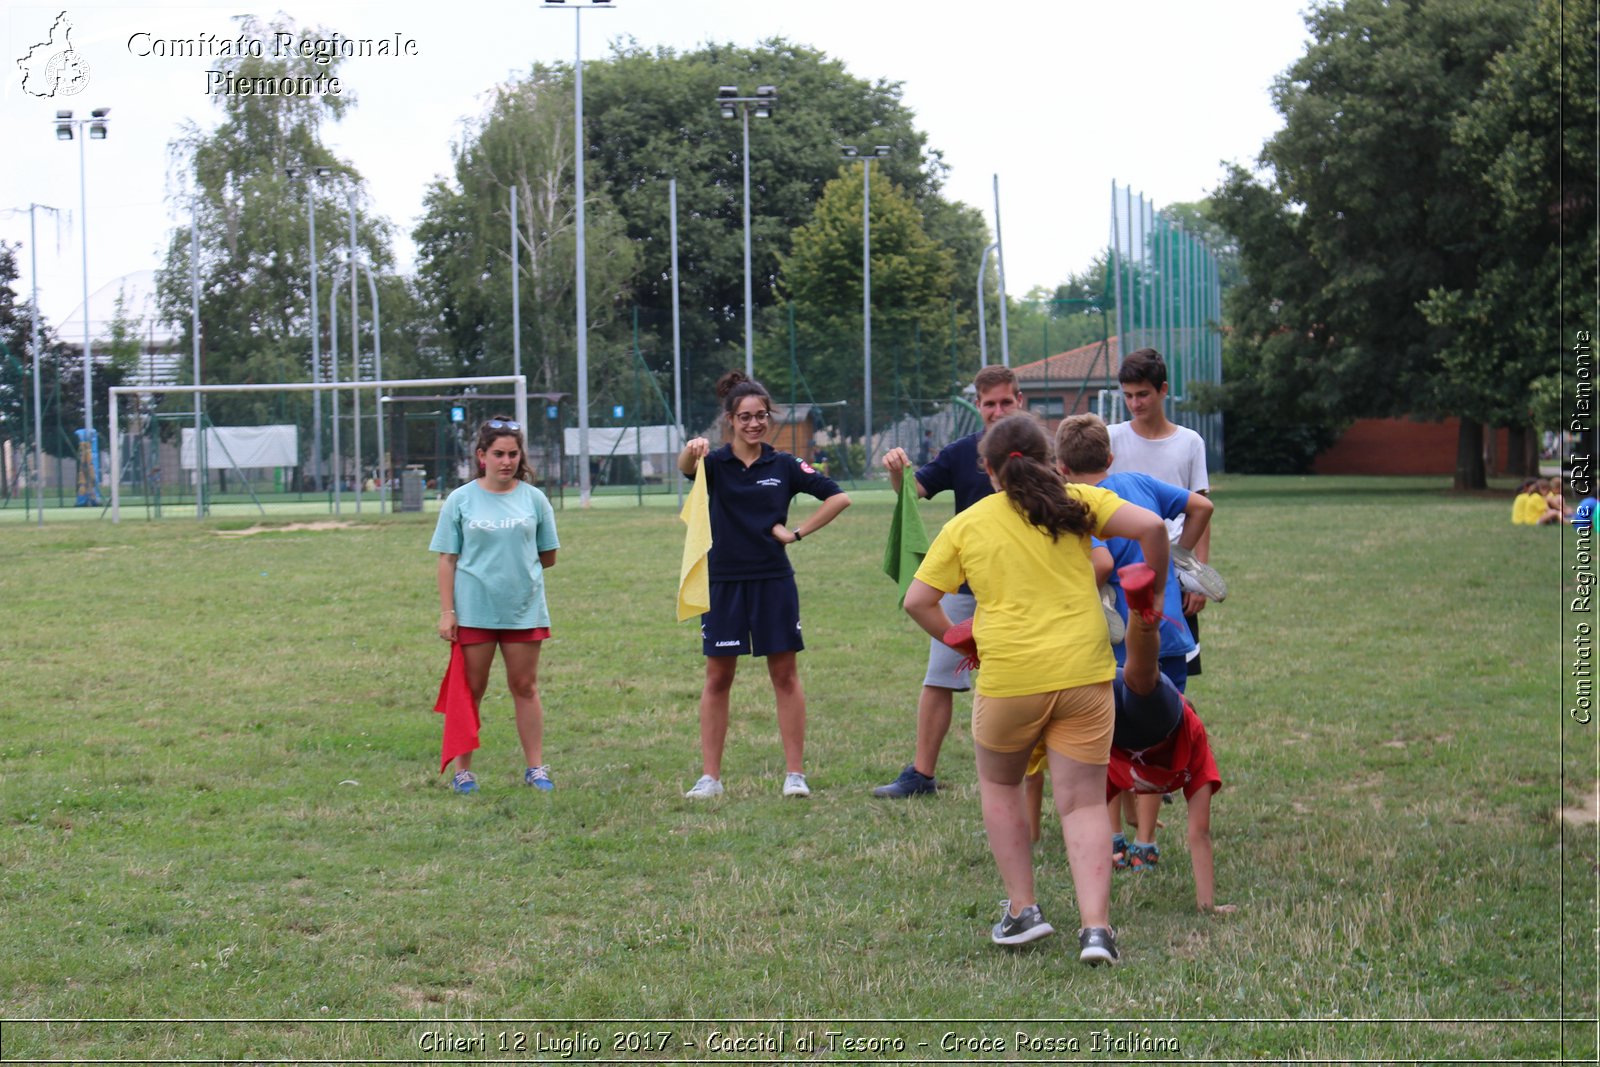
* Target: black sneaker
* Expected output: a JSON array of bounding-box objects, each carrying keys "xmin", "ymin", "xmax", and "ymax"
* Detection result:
[
  {"xmin": 1078, "ymin": 925, "xmax": 1120, "ymax": 966},
  {"xmin": 991, "ymin": 901, "xmax": 1054, "ymax": 946},
  {"xmin": 872, "ymin": 763, "xmax": 937, "ymax": 798}
]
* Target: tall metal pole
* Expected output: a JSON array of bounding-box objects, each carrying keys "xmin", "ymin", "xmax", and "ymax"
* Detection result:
[
  {"xmin": 78, "ymin": 130, "xmax": 93, "ymax": 450},
  {"xmin": 976, "ymin": 241, "xmax": 997, "ymax": 367},
  {"xmin": 992, "ymin": 174, "xmax": 1010, "ymax": 367},
  {"xmin": 510, "ymin": 185, "xmax": 521, "ymax": 387},
  {"xmin": 361, "ymin": 263, "xmax": 385, "ymax": 511},
  {"xmin": 191, "ymin": 209, "xmax": 204, "ymax": 518},
  {"xmin": 329, "ymin": 267, "xmax": 342, "ymax": 515},
  {"xmin": 669, "ymin": 178, "xmax": 684, "ymax": 509},
  {"xmin": 308, "ymin": 181, "xmax": 323, "ymax": 491},
  {"xmin": 862, "ymin": 157, "xmax": 873, "ymax": 468},
  {"xmin": 1111, "ymin": 182, "xmax": 1126, "ymax": 376},
  {"xmin": 741, "ymin": 106, "xmax": 754, "ymax": 376},
  {"xmin": 348, "ymin": 193, "xmax": 362, "ymax": 514},
  {"xmin": 573, "ymin": 10, "xmax": 593, "ymax": 506},
  {"xmin": 28, "ymin": 206, "xmax": 48, "ymax": 525}
]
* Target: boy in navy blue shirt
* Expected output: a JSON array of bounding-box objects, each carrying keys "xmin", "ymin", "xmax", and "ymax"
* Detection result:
[{"xmin": 874, "ymin": 365, "xmax": 1025, "ymax": 798}]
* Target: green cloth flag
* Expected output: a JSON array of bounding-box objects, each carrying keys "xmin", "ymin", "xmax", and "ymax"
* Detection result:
[{"xmin": 881, "ymin": 475, "xmax": 930, "ymax": 606}]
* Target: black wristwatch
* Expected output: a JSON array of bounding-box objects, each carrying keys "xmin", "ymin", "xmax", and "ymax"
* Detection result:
[{"xmin": 793, "ymin": 528, "xmax": 804, "ymax": 541}]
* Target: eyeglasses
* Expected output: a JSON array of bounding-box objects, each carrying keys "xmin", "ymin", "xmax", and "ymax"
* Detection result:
[
  {"xmin": 485, "ymin": 419, "xmax": 522, "ymax": 431},
  {"xmin": 734, "ymin": 410, "xmax": 773, "ymax": 425}
]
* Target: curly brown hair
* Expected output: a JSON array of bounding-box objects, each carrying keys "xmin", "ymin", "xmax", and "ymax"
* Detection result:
[{"xmin": 473, "ymin": 415, "xmax": 534, "ymax": 483}]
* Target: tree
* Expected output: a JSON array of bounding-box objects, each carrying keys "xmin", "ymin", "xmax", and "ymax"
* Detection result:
[
  {"xmin": 1209, "ymin": 0, "xmax": 1528, "ymax": 484},
  {"xmin": 0, "ymin": 241, "xmax": 133, "ymax": 463},
  {"xmin": 155, "ymin": 15, "xmax": 412, "ymax": 436},
  {"xmin": 413, "ymin": 39, "xmax": 995, "ymax": 430},
  {"xmin": 775, "ymin": 166, "xmax": 955, "ymax": 423},
  {"xmin": 1419, "ymin": 0, "xmax": 1598, "ymax": 475},
  {"xmin": 412, "ymin": 71, "xmax": 638, "ymax": 402}
]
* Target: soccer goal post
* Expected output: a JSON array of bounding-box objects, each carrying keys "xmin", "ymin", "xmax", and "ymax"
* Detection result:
[{"xmin": 108, "ymin": 375, "xmax": 528, "ymax": 523}]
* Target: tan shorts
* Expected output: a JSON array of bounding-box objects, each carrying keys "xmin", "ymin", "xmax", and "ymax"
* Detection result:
[{"xmin": 972, "ymin": 681, "xmax": 1114, "ymax": 766}]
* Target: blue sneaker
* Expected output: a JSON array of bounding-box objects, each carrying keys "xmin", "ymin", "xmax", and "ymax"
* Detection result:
[
  {"xmin": 872, "ymin": 764, "xmax": 937, "ymax": 798},
  {"xmin": 524, "ymin": 766, "xmax": 554, "ymax": 791},
  {"xmin": 450, "ymin": 770, "xmax": 478, "ymax": 794}
]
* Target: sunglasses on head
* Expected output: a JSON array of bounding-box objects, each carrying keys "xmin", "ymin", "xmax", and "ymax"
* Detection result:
[{"xmin": 485, "ymin": 419, "xmax": 521, "ymax": 431}]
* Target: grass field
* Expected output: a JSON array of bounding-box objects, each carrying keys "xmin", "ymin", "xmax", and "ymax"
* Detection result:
[{"xmin": 0, "ymin": 475, "xmax": 1593, "ymax": 1063}]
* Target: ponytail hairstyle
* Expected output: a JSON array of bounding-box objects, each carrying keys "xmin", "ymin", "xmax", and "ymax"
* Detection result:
[
  {"xmin": 474, "ymin": 414, "xmax": 535, "ymax": 483},
  {"xmin": 715, "ymin": 370, "xmax": 773, "ymax": 422},
  {"xmin": 980, "ymin": 413, "xmax": 1093, "ymax": 541}
]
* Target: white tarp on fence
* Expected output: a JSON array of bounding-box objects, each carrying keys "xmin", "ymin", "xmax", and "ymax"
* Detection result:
[
  {"xmin": 562, "ymin": 425, "xmax": 684, "ymax": 457},
  {"xmin": 180, "ymin": 425, "xmax": 299, "ymax": 470}
]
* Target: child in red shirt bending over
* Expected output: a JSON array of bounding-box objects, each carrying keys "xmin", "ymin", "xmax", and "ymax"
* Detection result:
[{"xmin": 1105, "ymin": 563, "xmax": 1235, "ymax": 913}]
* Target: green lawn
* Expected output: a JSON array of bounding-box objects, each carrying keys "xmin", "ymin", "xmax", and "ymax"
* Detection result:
[{"xmin": 0, "ymin": 475, "xmax": 1591, "ymax": 1062}]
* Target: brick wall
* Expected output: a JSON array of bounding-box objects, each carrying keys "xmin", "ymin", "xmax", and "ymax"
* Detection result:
[{"xmin": 1312, "ymin": 418, "xmax": 1514, "ymax": 475}]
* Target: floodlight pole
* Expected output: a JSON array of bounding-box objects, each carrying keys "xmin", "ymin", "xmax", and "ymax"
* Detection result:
[
  {"xmin": 26, "ymin": 203, "xmax": 55, "ymax": 526},
  {"xmin": 54, "ymin": 107, "xmax": 111, "ymax": 503},
  {"xmin": 348, "ymin": 190, "xmax": 362, "ymax": 514},
  {"xmin": 993, "ymin": 174, "xmax": 1010, "ymax": 367},
  {"xmin": 544, "ymin": 0, "xmax": 615, "ymax": 507},
  {"xmin": 286, "ymin": 164, "xmax": 331, "ymax": 491},
  {"xmin": 717, "ymin": 85, "xmax": 777, "ymax": 377},
  {"xmin": 191, "ymin": 209, "xmax": 205, "ymax": 517},
  {"xmin": 669, "ymin": 178, "xmax": 683, "ymax": 508},
  {"xmin": 841, "ymin": 144, "xmax": 890, "ymax": 471},
  {"xmin": 976, "ymin": 241, "xmax": 998, "ymax": 366}
]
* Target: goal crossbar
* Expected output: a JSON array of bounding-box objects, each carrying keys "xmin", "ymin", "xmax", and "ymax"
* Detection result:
[{"xmin": 109, "ymin": 375, "xmax": 528, "ymax": 523}]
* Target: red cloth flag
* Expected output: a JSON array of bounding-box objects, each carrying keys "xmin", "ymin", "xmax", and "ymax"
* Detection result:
[{"xmin": 433, "ymin": 642, "xmax": 480, "ymax": 773}]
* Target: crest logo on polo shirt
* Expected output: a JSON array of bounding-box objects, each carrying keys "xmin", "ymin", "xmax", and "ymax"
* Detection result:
[{"xmin": 799, "ymin": 461, "xmax": 816, "ymax": 474}]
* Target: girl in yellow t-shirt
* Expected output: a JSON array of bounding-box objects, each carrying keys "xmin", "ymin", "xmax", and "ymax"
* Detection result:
[{"xmin": 904, "ymin": 413, "xmax": 1170, "ymax": 965}]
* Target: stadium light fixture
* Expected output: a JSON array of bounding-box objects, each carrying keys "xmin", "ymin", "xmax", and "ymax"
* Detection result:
[
  {"xmin": 716, "ymin": 84, "xmax": 779, "ymax": 375},
  {"xmin": 839, "ymin": 144, "xmax": 891, "ymax": 470},
  {"xmin": 544, "ymin": 0, "xmax": 615, "ymax": 507},
  {"xmin": 53, "ymin": 106, "xmax": 112, "ymax": 503}
]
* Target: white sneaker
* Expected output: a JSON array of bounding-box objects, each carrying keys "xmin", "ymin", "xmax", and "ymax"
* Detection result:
[
  {"xmin": 1171, "ymin": 543, "xmax": 1227, "ymax": 602},
  {"xmin": 1100, "ymin": 586, "xmax": 1126, "ymax": 644},
  {"xmin": 684, "ymin": 774, "xmax": 724, "ymax": 799},
  {"xmin": 782, "ymin": 772, "xmax": 811, "ymax": 798}
]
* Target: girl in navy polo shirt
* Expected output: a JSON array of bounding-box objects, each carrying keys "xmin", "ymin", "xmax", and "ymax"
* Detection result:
[
  {"xmin": 430, "ymin": 416, "xmax": 560, "ymax": 794},
  {"xmin": 676, "ymin": 372, "xmax": 851, "ymax": 799}
]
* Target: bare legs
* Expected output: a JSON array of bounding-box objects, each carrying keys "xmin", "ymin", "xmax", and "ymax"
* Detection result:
[
  {"xmin": 976, "ymin": 742, "xmax": 1111, "ymax": 930},
  {"xmin": 450, "ymin": 638, "xmax": 545, "ymax": 773},
  {"xmin": 697, "ymin": 652, "xmax": 806, "ymax": 779}
]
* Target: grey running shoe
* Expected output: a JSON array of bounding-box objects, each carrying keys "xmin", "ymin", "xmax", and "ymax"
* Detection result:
[
  {"xmin": 991, "ymin": 901, "xmax": 1055, "ymax": 946},
  {"xmin": 1171, "ymin": 543, "xmax": 1227, "ymax": 601},
  {"xmin": 1078, "ymin": 925, "xmax": 1120, "ymax": 966}
]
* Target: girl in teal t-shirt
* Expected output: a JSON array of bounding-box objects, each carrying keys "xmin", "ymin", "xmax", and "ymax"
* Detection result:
[{"xmin": 429, "ymin": 417, "xmax": 560, "ymax": 794}]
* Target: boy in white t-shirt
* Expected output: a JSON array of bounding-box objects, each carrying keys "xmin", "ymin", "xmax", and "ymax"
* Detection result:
[{"xmin": 1107, "ymin": 348, "xmax": 1213, "ymax": 676}]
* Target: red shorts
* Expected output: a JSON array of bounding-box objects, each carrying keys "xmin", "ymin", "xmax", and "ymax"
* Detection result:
[{"xmin": 456, "ymin": 626, "xmax": 551, "ymax": 645}]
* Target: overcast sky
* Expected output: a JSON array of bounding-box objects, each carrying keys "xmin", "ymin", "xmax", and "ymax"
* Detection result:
[{"xmin": 3, "ymin": 0, "xmax": 1312, "ymax": 330}]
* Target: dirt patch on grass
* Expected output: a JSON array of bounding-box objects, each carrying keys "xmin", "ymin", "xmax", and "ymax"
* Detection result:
[
  {"xmin": 216, "ymin": 521, "xmax": 356, "ymax": 537},
  {"xmin": 1560, "ymin": 784, "xmax": 1600, "ymax": 826}
]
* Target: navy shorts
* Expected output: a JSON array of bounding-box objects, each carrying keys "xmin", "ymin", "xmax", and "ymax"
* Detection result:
[{"xmin": 702, "ymin": 577, "xmax": 805, "ymax": 658}]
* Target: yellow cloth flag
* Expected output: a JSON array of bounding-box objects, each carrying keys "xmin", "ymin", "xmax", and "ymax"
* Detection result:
[{"xmin": 677, "ymin": 460, "xmax": 712, "ymax": 621}]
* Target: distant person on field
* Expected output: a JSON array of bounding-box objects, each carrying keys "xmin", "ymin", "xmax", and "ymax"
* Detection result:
[
  {"xmin": 876, "ymin": 365, "xmax": 1025, "ymax": 798},
  {"xmin": 676, "ymin": 371, "xmax": 851, "ymax": 800},
  {"xmin": 1108, "ymin": 348, "xmax": 1214, "ymax": 678},
  {"xmin": 1512, "ymin": 478, "xmax": 1554, "ymax": 525},
  {"xmin": 430, "ymin": 416, "xmax": 561, "ymax": 795},
  {"xmin": 1547, "ymin": 475, "xmax": 1575, "ymax": 520}
]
